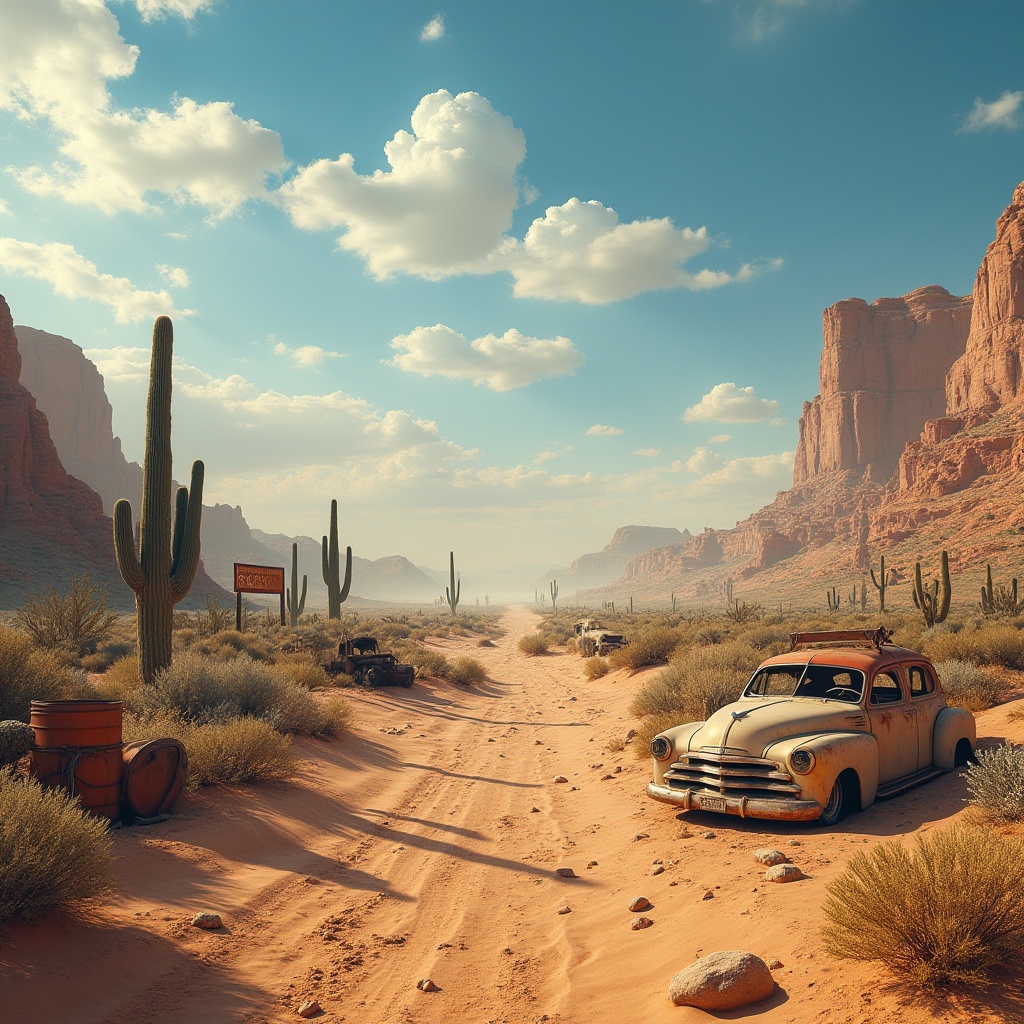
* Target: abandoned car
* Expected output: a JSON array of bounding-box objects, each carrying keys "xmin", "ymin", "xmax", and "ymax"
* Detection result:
[
  {"xmin": 572, "ymin": 618, "xmax": 628, "ymax": 657},
  {"xmin": 324, "ymin": 636, "xmax": 415, "ymax": 688},
  {"xmin": 646, "ymin": 628, "xmax": 976, "ymax": 826}
]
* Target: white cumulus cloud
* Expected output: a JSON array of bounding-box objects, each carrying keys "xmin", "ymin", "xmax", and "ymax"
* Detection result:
[
  {"xmin": 962, "ymin": 90, "xmax": 1023, "ymax": 132},
  {"xmin": 685, "ymin": 447, "xmax": 721, "ymax": 474},
  {"xmin": 2, "ymin": 0, "xmax": 287, "ymax": 216},
  {"xmin": 387, "ymin": 324, "xmax": 581, "ymax": 390},
  {"xmin": 157, "ymin": 264, "xmax": 190, "ymax": 288},
  {"xmin": 0, "ymin": 237, "xmax": 195, "ymax": 322},
  {"xmin": 586, "ymin": 424, "xmax": 623, "ymax": 437},
  {"xmin": 633, "ymin": 447, "xmax": 661, "ymax": 457},
  {"xmin": 420, "ymin": 15, "xmax": 445, "ymax": 41},
  {"xmin": 683, "ymin": 382, "xmax": 780, "ymax": 423},
  {"xmin": 273, "ymin": 340, "xmax": 343, "ymax": 368}
]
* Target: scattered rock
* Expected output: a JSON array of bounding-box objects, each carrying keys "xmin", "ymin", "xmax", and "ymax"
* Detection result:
[
  {"xmin": 668, "ymin": 950, "xmax": 776, "ymax": 1010},
  {"xmin": 651, "ymin": 865, "xmax": 665, "ymax": 876},
  {"xmin": 702, "ymin": 831, "xmax": 716, "ymax": 839},
  {"xmin": 753, "ymin": 848, "xmax": 790, "ymax": 867},
  {"xmin": 787, "ymin": 839, "xmax": 801, "ymax": 847},
  {"xmin": 628, "ymin": 896, "xmax": 652, "ymax": 912},
  {"xmin": 587, "ymin": 861, "xmax": 598, "ymax": 868},
  {"xmin": 569, "ymin": 786, "xmax": 579, "ymax": 791},
  {"xmin": 765, "ymin": 864, "xmax": 806, "ymax": 884},
  {"xmin": 553, "ymin": 775, "xmax": 569, "ymax": 784},
  {"xmin": 417, "ymin": 978, "xmax": 440, "ymax": 992},
  {"xmin": 297, "ymin": 999, "xmax": 320, "ymax": 1018},
  {"xmin": 191, "ymin": 912, "xmax": 222, "ymax": 930},
  {"xmin": 631, "ymin": 916, "xmax": 654, "ymax": 930},
  {"xmin": 633, "ymin": 833, "xmax": 650, "ymax": 842},
  {"xmin": 600, "ymin": 774, "xmax": 614, "ymax": 781},
  {"xmin": 557, "ymin": 906, "xmax": 572, "ymax": 915},
  {"xmin": 767, "ymin": 958, "xmax": 784, "ymax": 970},
  {"xmin": 535, "ymin": 739, "xmax": 542, "ymax": 745},
  {"xmin": 624, "ymin": 729, "xmax": 638, "ymax": 742},
  {"xmin": 531, "ymin": 807, "xmax": 540, "ymax": 813},
  {"xmin": 613, "ymin": 766, "xmax": 622, "ymax": 774},
  {"xmin": 555, "ymin": 867, "xmax": 577, "ymax": 878},
  {"xmin": 702, "ymin": 890, "xmax": 715, "ymax": 901}
]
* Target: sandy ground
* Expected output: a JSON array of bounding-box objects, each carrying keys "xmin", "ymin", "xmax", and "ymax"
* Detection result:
[{"xmin": 2, "ymin": 605, "xmax": 1023, "ymax": 1024}]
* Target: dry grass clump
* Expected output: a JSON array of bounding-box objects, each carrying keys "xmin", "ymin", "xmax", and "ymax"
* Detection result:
[
  {"xmin": 0, "ymin": 627, "xmax": 91, "ymax": 721},
  {"xmin": 394, "ymin": 643, "xmax": 451, "ymax": 679},
  {"xmin": 13, "ymin": 574, "xmax": 118, "ymax": 658},
  {"xmin": 924, "ymin": 623, "xmax": 1024, "ymax": 670},
  {"xmin": 821, "ymin": 826, "xmax": 1024, "ymax": 987},
  {"xmin": 518, "ymin": 634, "xmax": 551, "ymax": 657},
  {"xmin": 447, "ymin": 656, "xmax": 488, "ymax": 686},
  {"xmin": 583, "ymin": 656, "xmax": 609, "ymax": 680},
  {"xmin": 732, "ymin": 624, "xmax": 792, "ymax": 654},
  {"xmin": 189, "ymin": 629, "xmax": 275, "ymax": 663},
  {"xmin": 275, "ymin": 657, "xmax": 331, "ymax": 690},
  {"xmin": 0, "ymin": 769, "xmax": 115, "ymax": 922},
  {"xmin": 608, "ymin": 627, "xmax": 681, "ymax": 673},
  {"xmin": 935, "ymin": 660, "xmax": 1009, "ymax": 711},
  {"xmin": 964, "ymin": 743, "xmax": 1024, "ymax": 821}
]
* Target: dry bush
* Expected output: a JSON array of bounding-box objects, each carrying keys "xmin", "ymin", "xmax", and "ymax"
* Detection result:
[
  {"xmin": 924, "ymin": 623, "xmax": 1024, "ymax": 670},
  {"xmin": 0, "ymin": 769, "xmax": 115, "ymax": 922},
  {"xmin": 269, "ymin": 683, "xmax": 353, "ymax": 737},
  {"xmin": 821, "ymin": 826, "xmax": 1024, "ymax": 987},
  {"xmin": 518, "ymin": 634, "xmax": 551, "ymax": 657},
  {"xmin": 935, "ymin": 660, "xmax": 1009, "ymax": 711},
  {"xmin": 583, "ymin": 657, "xmax": 609, "ymax": 680},
  {"xmin": 395, "ymin": 644, "xmax": 451, "ymax": 679},
  {"xmin": 189, "ymin": 629, "xmax": 275, "ymax": 663},
  {"xmin": 13, "ymin": 574, "xmax": 118, "ymax": 657},
  {"xmin": 965, "ymin": 743, "xmax": 1024, "ymax": 821},
  {"xmin": 607, "ymin": 627, "xmax": 681, "ymax": 674},
  {"xmin": 79, "ymin": 642, "xmax": 132, "ymax": 673},
  {"xmin": 447, "ymin": 656, "xmax": 487, "ymax": 687},
  {"xmin": 275, "ymin": 657, "xmax": 331, "ymax": 690},
  {"xmin": 91, "ymin": 655, "xmax": 142, "ymax": 704},
  {"xmin": 733, "ymin": 624, "xmax": 792, "ymax": 654},
  {"xmin": 477, "ymin": 637, "xmax": 495, "ymax": 648},
  {"xmin": 0, "ymin": 627, "xmax": 91, "ymax": 721},
  {"xmin": 181, "ymin": 718, "xmax": 296, "ymax": 788}
]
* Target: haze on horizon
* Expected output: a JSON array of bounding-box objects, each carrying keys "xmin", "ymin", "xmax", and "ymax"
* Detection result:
[{"xmin": 0, "ymin": 0, "xmax": 1022, "ymax": 569}]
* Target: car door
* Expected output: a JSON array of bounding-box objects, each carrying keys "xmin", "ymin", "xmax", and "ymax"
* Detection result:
[
  {"xmin": 867, "ymin": 669, "xmax": 918, "ymax": 783},
  {"xmin": 908, "ymin": 663, "xmax": 942, "ymax": 771}
]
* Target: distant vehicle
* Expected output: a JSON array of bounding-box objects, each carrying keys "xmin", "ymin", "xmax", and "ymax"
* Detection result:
[
  {"xmin": 646, "ymin": 628, "xmax": 975, "ymax": 826},
  {"xmin": 324, "ymin": 635, "xmax": 414, "ymax": 688},
  {"xmin": 572, "ymin": 618, "xmax": 628, "ymax": 657}
]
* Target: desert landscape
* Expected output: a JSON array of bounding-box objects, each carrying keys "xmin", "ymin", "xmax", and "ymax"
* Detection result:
[{"xmin": 3, "ymin": 605, "xmax": 1023, "ymax": 1024}]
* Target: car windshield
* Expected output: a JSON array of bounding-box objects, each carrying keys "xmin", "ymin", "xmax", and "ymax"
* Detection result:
[{"xmin": 743, "ymin": 664, "xmax": 865, "ymax": 702}]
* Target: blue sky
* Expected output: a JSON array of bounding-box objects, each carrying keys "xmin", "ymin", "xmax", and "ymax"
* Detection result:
[{"xmin": 1, "ymin": 0, "xmax": 1022, "ymax": 568}]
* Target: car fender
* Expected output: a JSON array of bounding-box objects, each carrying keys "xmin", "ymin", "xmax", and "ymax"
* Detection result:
[
  {"xmin": 763, "ymin": 732, "xmax": 879, "ymax": 810},
  {"xmin": 650, "ymin": 722, "xmax": 704, "ymax": 786},
  {"xmin": 932, "ymin": 706, "xmax": 977, "ymax": 769}
]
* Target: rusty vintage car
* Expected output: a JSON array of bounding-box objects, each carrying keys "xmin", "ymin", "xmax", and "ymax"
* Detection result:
[
  {"xmin": 646, "ymin": 628, "xmax": 976, "ymax": 826},
  {"xmin": 573, "ymin": 618, "xmax": 628, "ymax": 657}
]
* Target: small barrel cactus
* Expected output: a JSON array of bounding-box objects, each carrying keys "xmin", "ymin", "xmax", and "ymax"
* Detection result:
[{"xmin": 0, "ymin": 720, "xmax": 36, "ymax": 768}]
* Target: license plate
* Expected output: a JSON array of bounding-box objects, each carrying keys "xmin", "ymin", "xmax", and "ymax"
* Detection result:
[{"xmin": 700, "ymin": 796, "xmax": 727, "ymax": 812}]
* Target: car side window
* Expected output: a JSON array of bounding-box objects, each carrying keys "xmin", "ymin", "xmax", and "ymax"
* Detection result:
[
  {"xmin": 869, "ymin": 671, "xmax": 904, "ymax": 706},
  {"xmin": 909, "ymin": 665, "xmax": 935, "ymax": 698}
]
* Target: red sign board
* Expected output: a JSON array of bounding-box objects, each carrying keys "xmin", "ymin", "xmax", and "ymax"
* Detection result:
[{"xmin": 233, "ymin": 563, "xmax": 284, "ymax": 595}]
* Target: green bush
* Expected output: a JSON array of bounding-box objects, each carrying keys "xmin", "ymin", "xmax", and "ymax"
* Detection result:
[
  {"xmin": 447, "ymin": 657, "xmax": 487, "ymax": 686},
  {"xmin": 607, "ymin": 627, "xmax": 681, "ymax": 673},
  {"xmin": 0, "ymin": 627, "xmax": 91, "ymax": 721},
  {"xmin": 821, "ymin": 826, "xmax": 1024, "ymax": 986},
  {"xmin": 0, "ymin": 769, "xmax": 115, "ymax": 922},
  {"xmin": 935, "ymin": 660, "xmax": 1008, "ymax": 711},
  {"xmin": 965, "ymin": 743, "xmax": 1024, "ymax": 821}
]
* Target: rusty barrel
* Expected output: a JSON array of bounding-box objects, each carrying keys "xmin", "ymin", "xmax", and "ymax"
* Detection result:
[{"xmin": 29, "ymin": 700, "xmax": 124, "ymax": 822}]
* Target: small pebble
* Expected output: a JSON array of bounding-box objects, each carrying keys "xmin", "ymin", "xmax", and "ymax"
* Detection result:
[
  {"xmin": 297, "ymin": 999, "xmax": 320, "ymax": 1018},
  {"xmin": 651, "ymin": 865, "xmax": 665, "ymax": 876},
  {"xmin": 702, "ymin": 890, "xmax": 714, "ymax": 901},
  {"xmin": 628, "ymin": 896, "xmax": 652, "ymax": 912},
  {"xmin": 633, "ymin": 833, "xmax": 650, "ymax": 842},
  {"xmin": 753, "ymin": 848, "xmax": 791, "ymax": 867},
  {"xmin": 702, "ymin": 831, "xmax": 716, "ymax": 839},
  {"xmin": 553, "ymin": 775, "xmax": 569, "ymax": 784},
  {"xmin": 765, "ymin": 864, "xmax": 806, "ymax": 884},
  {"xmin": 417, "ymin": 978, "xmax": 440, "ymax": 992},
  {"xmin": 587, "ymin": 860, "xmax": 598, "ymax": 868},
  {"xmin": 630, "ymin": 916, "xmax": 654, "ymax": 930},
  {"xmin": 768, "ymin": 959, "xmax": 784, "ymax": 970},
  {"xmin": 557, "ymin": 905, "xmax": 572, "ymax": 915},
  {"xmin": 531, "ymin": 806, "xmax": 540, "ymax": 813},
  {"xmin": 555, "ymin": 867, "xmax": 577, "ymax": 878},
  {"xmin": 191, "ymin": 912, "xmax": 222, "ymax": 930}
]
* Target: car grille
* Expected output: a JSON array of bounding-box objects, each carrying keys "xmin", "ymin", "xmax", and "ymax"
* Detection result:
[{"xmin": 663, "ymin": 747, "xmax": 801, "ymax": 799}]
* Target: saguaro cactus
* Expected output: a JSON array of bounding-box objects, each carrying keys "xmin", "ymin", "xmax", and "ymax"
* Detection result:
[
  {"xmin": 980, "ymin": 563, "xmax": 1019, "ymax": 616},
  {"xmin": 912, "ymin": 550, "xmax": 951, "ymax": 627},
  {"xmin": 550, "ymin": 578, "xmax": 559, "ymax": 612},
  {"xmin": 869, "ymin": 555, "xmax": 887, "ymax": 612},
  {"xmin": 113, "ymin": 317, "xmax": 204, "ymax": 685},
  {"xmin": 826, "ymin": 587, "xmax": 840, "ymax": 612},
  {"xmin": 446, "ymin": 551, "xmax": 460, "ymax": 616},
  {"xmin": 286, "ymin": 542, "xmax": 307, "ymax": 627},
  {"xmin": 321, "ymin": 499, "xmax": 352, "ymax": 619}
]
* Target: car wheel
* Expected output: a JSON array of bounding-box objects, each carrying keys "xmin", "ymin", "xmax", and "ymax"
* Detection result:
[
  {"xmin": 365, "ymin": 667, "xmax": 383, "ymax": 688},
  {"xmin": 954, "ymin": 738, "xmax": 975, "ymax": 767},
  {"xmin": 819, "ymin": 777, "xmax": 846, "ymax": 827}
]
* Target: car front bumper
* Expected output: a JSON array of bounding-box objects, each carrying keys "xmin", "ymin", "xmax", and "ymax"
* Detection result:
[{"xmin": 646, "ymin": 781, "xmax": 822, "ymax": 821}]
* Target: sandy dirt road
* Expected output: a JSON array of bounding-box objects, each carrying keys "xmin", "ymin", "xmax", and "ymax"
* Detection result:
[{"xmin": 2, "ymin": 605, "xmax": 1022, "ymax": 1024}]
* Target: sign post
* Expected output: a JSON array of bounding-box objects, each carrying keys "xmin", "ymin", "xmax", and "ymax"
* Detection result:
[{"xmin": 233, "ymin": 563, "xmax": 286, "ymax": 629}]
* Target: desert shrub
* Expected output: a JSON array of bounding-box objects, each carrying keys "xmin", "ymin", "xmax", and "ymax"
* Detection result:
[
  {"xmin": 518, "ymin": 634, "xmax": 551, "ymax": 657},
  {"xmin": 447, "ymin": 657, "xmax": 487, "ymax": 687},
  {"xmin": 0, "ymin": 769, "xmax": 115, "ymax": 922},
  {"xmin": 80, "ymin": 641, "xmax": 133, "ymax": 673},
  {"xmin": 925, "ymin": 623, "xmax": 1024, "ymax": 670},
  {"xmin": 565, "ymin": 637, "xmax": 578, "ymax": 655},
  {"xmin": 691, "ymin": 627, "xmax": 723, "ymax": 646},
  {"xmin": 180, "ymin": 718, "xmax": 296, "ymax": 788},
  {"xmin": 13, "ymin": 573, "xmax": 118, "ymax": 657},
  {"xmin": 965, "ymin": 743, "xmax": 1024, "ymax": 821},
  {"xmin": 935, "ymin": 660, "xmax": 1008, "ymax": 711},
  {"xmin": 477, "ymin": 637, "xmax": 495, "ymax": 648},
  {"xmin": 608, "ymin": 627, "xmax": 681, "ymax": 673},
  {"xmin": 398, "ymin": 645, "xmax": 451, "ymax": 679},
  {"xmin": 269, "ymin": 684, "xmax": 353, "ymax": 737},
  {"xmin": 0, "ymin": 721, "xmax": 35, "ymax": 768},
  {"xmin": 275, "ymin": 658, "xmax": 331, "ymax": 690},
  {"xmin": 583, "ymin": 657, "xmax": 609, "ymax": 680},
  {"xmin": 735, "ymin": 624, "xmax": 792, "ymax": 654},
  {"xmin": 821, "ymin": 825, "xmax": 1024, "ymax": 986},
  {"xmin": 632, "ymin": 640, "xmax": 756, "ymax": 719},
  {"xmin": 0, "ymin": 627, "xmax": 91, "ymax": 721},
  {"xmin": 91, "ymin": 655, "xmax": 142, "ymax": 704}
]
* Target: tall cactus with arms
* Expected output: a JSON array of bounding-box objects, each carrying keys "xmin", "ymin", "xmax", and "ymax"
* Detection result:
[
  {"xmin": 446, "ymin": 551, "xmax": 460, "ymax": 616},
  {"xmin": 287, "ymin": 542, "xmax": 307, "ymax": 626},
  {"xmin": 113, "ymin": 316, "xmax": 204, "ymax": 685},
  {"xmin": 321, "ymin": 499, "xmax": 352, "ymax": 619}
]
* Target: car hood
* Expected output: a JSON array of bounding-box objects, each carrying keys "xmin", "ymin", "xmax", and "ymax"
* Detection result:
[{"xmin": 688, "ymin": 697, "xmax": 866, "ymax": 756}]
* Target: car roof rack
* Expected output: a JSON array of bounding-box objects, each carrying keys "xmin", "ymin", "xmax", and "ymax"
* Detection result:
[{"xmin": 789, "ymin": 627, "xmax": 893, "ymax": 651}]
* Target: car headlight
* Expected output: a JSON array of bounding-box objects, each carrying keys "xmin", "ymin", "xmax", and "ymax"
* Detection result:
[
  {"xmin": 651, "ymin": 736, "xmax": 673, "ymax": 761},
  {"xmin": 790, "ymin": 748, "xmax": 815, "ymax": 774}
]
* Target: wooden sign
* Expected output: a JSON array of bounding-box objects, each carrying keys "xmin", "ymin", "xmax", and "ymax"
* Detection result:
[{"xmin": 233, "ymin": 563, "xmax": 284, "ymax": 595}]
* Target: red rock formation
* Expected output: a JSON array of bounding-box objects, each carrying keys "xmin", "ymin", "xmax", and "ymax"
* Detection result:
[
  {"xmin": 794, "ymin": 286, "xmax": 972, "ymax": 485},
  {"xmin": 16, "ymin": 326, "xmax": 142, "ymax": 515},
  {"xmin": 947, "ymin": 183, "xmax": 1024, "ymax": 416}
]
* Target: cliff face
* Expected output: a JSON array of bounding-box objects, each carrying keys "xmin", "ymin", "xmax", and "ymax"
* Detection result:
[
  {"xmin": 563, "ymin": 525, "xmax": 689, "ymax": 589},
  {"xmin": 793, "ymin": 286, "xmax": 972, "ymax": 485},
  {"xmin": 16, "ymin": 326, "xmax": 142, "ymax": 515}
]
